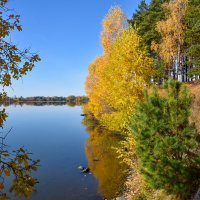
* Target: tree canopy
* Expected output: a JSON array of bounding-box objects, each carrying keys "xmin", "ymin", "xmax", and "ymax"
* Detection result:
[
  {"xmin": 0, "ymin": 0, "xmax": 40, "ymax": 126},
  {"xmin": 0, "ymin": 0, "xmax": 40, "ymax": 198},
  {"xmin": 85, "ymin": 7, "xmax": 154, "ymax": 131}
]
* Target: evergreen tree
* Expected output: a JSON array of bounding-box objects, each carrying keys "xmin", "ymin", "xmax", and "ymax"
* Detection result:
[
  {"xmin": 131, "ymin": 80, "xmax": 200, "ymax": 198},
  {"xmin": 128, "ymin": 0, "xmax": 148, "ymax": 29},
  {"xmin": 129, "ymin": 0, "xmax": 168, "ymax": 55},
  {"xmin": 129, "ymin": 0, "xmax": 169, "ymax": 83}
]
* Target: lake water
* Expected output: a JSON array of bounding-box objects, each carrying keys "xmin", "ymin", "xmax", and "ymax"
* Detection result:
[{"xmin": 1, "ymin": 105, "xmax": 126, "ymax": 200}]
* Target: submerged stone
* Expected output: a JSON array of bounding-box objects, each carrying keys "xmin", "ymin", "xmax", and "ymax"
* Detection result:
[
  {"xmin": 78, "ymin": 166, "xmax": 84, "ymax": 170},
  {"xmin": 81, "ymin": 167, "xmax": 90, "ymax": 173}
]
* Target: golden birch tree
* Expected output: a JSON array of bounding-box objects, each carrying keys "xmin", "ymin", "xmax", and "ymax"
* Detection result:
[
  {"xmin": 85, "ymin": 6, "xmax": 127, "ymax": 119},
  {"xmin": 101, "ymin": 6, "xmax": 127, "ymax": 54},
  {"xmin": 85, "ymin": 9, "xmax": 154, "ymax": 132},
  {"xmin": 151, "ymin": 0, "xmax": 188, "ymax": 81},
  {"xmin": 85, "ymin": 57, "xmax": 98, "ymax": 96},
  {"xmin": 85, "ymin": 55, "xmax": 110, "ymax": 118},
  {"xmin": 99, "ymin": 27, "xmax": 154, "ymax": 131}
]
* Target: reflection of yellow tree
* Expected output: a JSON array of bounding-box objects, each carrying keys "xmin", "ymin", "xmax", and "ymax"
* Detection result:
[{"xmin": 83, "ymin": 118, "xmax": 127, "ymax": 199}]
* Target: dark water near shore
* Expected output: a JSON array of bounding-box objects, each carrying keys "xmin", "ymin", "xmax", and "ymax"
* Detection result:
[{"xmin": 1, "ymin": 105, "xmax": 127, "ymax": 200}]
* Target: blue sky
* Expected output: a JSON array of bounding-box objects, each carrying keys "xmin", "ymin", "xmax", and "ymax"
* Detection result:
[{"xmin": 5, "ymin": 0, "xmax": 147, "ymax": 97}]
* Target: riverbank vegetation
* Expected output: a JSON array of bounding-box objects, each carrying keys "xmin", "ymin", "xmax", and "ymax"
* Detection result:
[
  {"xmin": 2, "ymin": 96, "xmax": 88, "ymax": 106},
  {"xmin": 84, "ymin": 1, "xmax": 200, "ymax": 199}
]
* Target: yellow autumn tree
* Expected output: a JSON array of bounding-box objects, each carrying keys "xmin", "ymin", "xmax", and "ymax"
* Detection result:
[
  {"xmin": 85, "ymin": 8, "xmax": 154, "ymax": 132},
  {"xmin": 85, "ymin": 6, "xmax": 127, "ymax": 119},
  {"xmin": 85, "ymin": 57, "xmax": 98, "ymax": 96},
  {"xmin": 85, "ymin": 55, "xmax": 110, "ymax": 117},
  {"xmin": 151, "ymin": 0, "xmax": 188, "ymax": 81},
  {"xmin": 99, "ymin": 27, "xmax": 154, "ymax": 131},
  {"xmin": 101, "ymin": 6, "xmax": 127, "ymax": 53}
]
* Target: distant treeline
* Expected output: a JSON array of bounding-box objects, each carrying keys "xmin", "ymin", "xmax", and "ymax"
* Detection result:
[{"xmin": 2, "ymin": 96, "xmax": 89, "ymax": 106}]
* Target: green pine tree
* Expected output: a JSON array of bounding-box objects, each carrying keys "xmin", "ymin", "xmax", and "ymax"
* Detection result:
[
  {"xmin": 129, "ymin": 0, "xmax": 168, "ymax": 55},
  {"xmin": 129, "ymin": 0, "xmax": 169, "ymax": 83},
  {"xmin": 131, "ymin": 80, "xmax": 200, "ymax": 199}
]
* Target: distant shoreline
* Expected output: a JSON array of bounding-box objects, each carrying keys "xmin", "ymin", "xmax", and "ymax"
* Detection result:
[{"xmin": 1, "ymin": 96, "xmax": 89, "ymax": 106}]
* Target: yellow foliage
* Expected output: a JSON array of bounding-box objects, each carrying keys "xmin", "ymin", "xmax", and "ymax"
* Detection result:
[
  {"xmin": 85, "ymin": 26, "xmax": 154, "ymax": 131},
  {"xmin": 101, "ymin": 6, "xmax": 127, "ymax": 53},
  {"xmin": 85, "ymin": 55, "xmax": 110, "ymax": 118},
  {"xmin": 152, "ymin": 0, "xmax": 188, "ymax": 64},
  {"xmin": 85, "ymin": 4, "xmax": 155, "ymax": 133},
  {"xmin": 85, "ymin": 56, "xmax": 101, "ymax": 96},
  {"xmin": 99, "ymin": 27, "xmax": 154, "ymax": 130}
]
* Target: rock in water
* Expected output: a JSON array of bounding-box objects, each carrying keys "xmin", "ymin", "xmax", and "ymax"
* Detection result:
[
  {"xmin": 81, "ymin": 167, "xmax": 90, "ymax": 173},
  {"xmin": 78, "ymin": 166, "xmax": 84, "ymax": 170}
]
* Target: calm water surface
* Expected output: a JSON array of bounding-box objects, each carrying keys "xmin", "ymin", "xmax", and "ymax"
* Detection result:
[{"xmin": 1, "ymin": 105, "xmax": 126, "ymax": 200}]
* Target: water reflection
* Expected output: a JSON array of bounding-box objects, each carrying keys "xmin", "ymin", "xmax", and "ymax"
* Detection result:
[
  {"xmin": 0, "ymin": 104, "xmax": 127, "ymax": 199},
  {"xmin": 82, "ymin": 117, "xmax": 127, "ymax": 199},
  {"xmin": 0, "ymin": 128, "xmax": 39, "ymax": 199},
  {"xmin": 1, "ymin": 101, "xmax": 83, "ymax": 107},
  {"xmin": 2, "ymin": 105, "xmax": 101, "ymax": 200}
]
